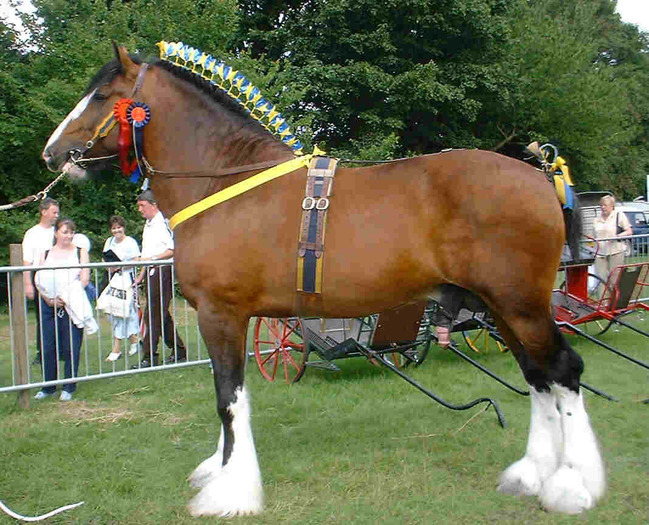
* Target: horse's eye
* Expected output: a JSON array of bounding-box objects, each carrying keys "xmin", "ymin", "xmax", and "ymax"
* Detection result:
[{"xmin": 94, "ymin": 92, "xmax": 108, "ymax": 101}]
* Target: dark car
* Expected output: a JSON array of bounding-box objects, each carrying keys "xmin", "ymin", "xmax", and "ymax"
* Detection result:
[{"xmin": 618, "ymin": 207, "xmax": 649, "ymax": 255}]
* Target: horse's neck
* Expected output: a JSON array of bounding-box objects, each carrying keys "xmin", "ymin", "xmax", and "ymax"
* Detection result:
[
  {"xmin": 143, "ymin": 69, "xmax": 294, "ymax": 217},
  {"xmin": 146, "ymin": 69, "xmax": 292, "ymax": 167}
]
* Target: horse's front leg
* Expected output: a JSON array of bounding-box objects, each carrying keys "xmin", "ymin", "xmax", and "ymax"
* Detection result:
[{"xmin": 188, "ymin": 310, "xmax": 263, "ymax": 517}]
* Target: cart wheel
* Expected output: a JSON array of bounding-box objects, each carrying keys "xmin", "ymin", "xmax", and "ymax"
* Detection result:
[
  {"xmin": 253, "ymin": 317, "xmax": 307, "ymax": 383},
  {"xmin": 462, "ymin": 328, "xmax": 507, "ymax": 353},
  {"xmin": 558, "ymin": 273, "xmax": 614, "ymax": 335}
]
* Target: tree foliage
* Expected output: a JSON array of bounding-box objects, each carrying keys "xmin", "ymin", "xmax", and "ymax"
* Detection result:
[
  {"xmin": 501, "ymin": 0, "xmax": 649, "ymax": 195},
  {"xmin": 0, "ymin": 0, "xmax": 240, "ymax": 265},
  {"xmin": 0, "ymin": 0, "xmax": 647, "ymax": 266},
  {"xmin": 237, "ymin": 0, "xmax": 515, "ymax": 156}
]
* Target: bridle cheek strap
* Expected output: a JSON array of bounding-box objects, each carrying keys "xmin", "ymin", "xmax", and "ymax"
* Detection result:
[
  {"xmin": 76, "ymin": 63, "xmax": 150, "ymax": 162},
  {"xmin": 84, "ymin": 112, "xmax": 117, "ymax": 152}
]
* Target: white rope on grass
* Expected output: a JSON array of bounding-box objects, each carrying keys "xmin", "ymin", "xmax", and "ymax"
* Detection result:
[{"xmin": 0, "ymin": 500, "xmax": 84, "ymax": 522}]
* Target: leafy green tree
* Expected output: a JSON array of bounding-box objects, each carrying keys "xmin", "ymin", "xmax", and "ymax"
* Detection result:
[
  {"xmin": 236, "ymin": 0, "xmax": 516, "ymax": 157},
  {"xmin": 0, "ymin": 0, "xmax": 240, "ymax": 265},
  {"xmin": 501, "ymin": 0, "xmax": 649, "ymax": 197},
  {"xmin": 235, "ymin": 0, "xmax": 649, "ymax": 196}
]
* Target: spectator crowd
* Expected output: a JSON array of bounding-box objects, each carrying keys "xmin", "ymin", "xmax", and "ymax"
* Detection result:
[{"xmin": 22, "ymin": 190, "xmax": 186, "ymax": 401}]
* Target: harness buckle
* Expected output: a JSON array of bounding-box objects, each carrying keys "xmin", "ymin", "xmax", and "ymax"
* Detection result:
[
  {"xmin": 302, "ymin": 197, "xmax": 316, "ymax": 210},
  {"xmin": 315, "ymin": 197, "xmax": 329, "ymax": 210}
]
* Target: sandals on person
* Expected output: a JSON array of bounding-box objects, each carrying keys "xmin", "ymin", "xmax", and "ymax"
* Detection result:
[{"xmin": 105, "ymin": 351, "xmax": 122, "ymax": 362}]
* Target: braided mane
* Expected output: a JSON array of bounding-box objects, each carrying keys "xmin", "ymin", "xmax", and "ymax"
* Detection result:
[{"xmin": 156, "ymin": 41, "xmax": 303, "ymax": 155}]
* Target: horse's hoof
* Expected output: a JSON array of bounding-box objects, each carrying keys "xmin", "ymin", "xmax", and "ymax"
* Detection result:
[
  {"xmin": 188, "ymin": 473, "xmax": 263, "ymax": 517},
  {"xmin": 498, "ymin": 457, "xmax": 541, "ymax": 497},
  {"xmin": 540, "ymin": 465, "xmax": 594, "ymax": 514}
]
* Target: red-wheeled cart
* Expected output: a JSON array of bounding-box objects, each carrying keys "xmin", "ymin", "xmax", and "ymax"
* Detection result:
[
  {"xmin": 554, "ymin": 261, "xmax": 649, "ymax": 335},
  {"xmin": 250, "ymin": 304, "xmax": 507, "ymax": 426},
  {"xmin": 552, "ymin": 244, "xmax": 649, "ymax": 373},
  {"xmin": 251, "ymin": 303, "xmax": 433, "ymax": 384}
]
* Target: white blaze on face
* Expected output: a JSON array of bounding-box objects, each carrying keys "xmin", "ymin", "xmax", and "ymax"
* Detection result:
[{"xmin": 44, "ymin": 89, "xmax": 97, "ymax": 151}]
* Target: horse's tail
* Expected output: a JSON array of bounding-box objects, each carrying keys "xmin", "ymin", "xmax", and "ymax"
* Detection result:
[{"xmin": 563, "ymin": 193, "xmax": 582, "ymax": 262}]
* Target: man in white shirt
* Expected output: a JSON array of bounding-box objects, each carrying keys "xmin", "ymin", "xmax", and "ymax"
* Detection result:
[
  {"xmin": 22, "ymin": 197, "xmax": 60, "ymax": 361},
  {"xmin": 133, "ymin": 190, "xmax": 187, "ymax": 367}
]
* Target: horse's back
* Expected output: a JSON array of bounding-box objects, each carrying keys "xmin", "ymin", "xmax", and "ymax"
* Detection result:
[
  {"xmin": 314, "ymin": 149, "xmax": 565, "ymax": 315},
  {"xmin": 176, "ymin": 148, "xmax": 565, "ymax": 317},
  {"xmin": 337, "ymin": 150, "xmax": 562, "ymax": 230},
  {"xmin": 329, "ymin": 149, "xmax": 565, "ymax": 262}
]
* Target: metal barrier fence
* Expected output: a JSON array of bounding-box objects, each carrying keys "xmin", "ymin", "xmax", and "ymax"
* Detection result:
[{"xmin": 1, "ymin": 246, "xmax": 209, "ymax": 406}]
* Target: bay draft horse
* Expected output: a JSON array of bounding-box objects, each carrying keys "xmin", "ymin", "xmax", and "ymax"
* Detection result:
[{"xmin": 41, "ymin": 45, "xmax": 605, "ymax": 516}]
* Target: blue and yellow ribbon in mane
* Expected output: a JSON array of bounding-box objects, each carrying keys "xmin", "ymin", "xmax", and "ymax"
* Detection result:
[{"xmin": 156, "ymin": 41, "xmax": 304, "ymax": 156}]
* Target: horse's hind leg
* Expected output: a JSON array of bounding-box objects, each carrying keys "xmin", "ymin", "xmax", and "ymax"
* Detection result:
[
  {"xmin": 497, "ymin": 314, "xmax": 605, "ymax": 514},
  {"xmin": 188, "ymin": 310, "xmax": 263, "ymax": 517}
]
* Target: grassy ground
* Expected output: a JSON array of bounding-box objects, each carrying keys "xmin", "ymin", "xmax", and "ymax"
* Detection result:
[{"xmin": 0, "ymin": 315, "xmax": 648, "ymax": 524}]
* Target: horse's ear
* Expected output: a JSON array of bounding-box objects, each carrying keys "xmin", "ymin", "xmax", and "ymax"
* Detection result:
[{"xmin": 112, "ymin": 41, "xmax": 138, "ymax": 76}]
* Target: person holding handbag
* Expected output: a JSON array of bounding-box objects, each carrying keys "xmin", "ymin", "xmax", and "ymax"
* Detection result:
[
  {"xmin": 593, "ymin": 195, "xmax": 632, "ymax": 291},
  {"xmin": 33, "ymin": 218, "xmax": 97, "ymax": 401},
  {"xmin": 101, "ymin": 215, "xmax": 141, "ymax": 362}
]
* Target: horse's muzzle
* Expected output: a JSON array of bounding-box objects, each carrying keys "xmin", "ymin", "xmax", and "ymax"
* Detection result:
[
  {"xmin": 41, "ymin": 146, "xmax": 69, "ymax": 173},
  {"xmin": 42, "ymin": 148, "xmax": 86, "ymax": 178}
]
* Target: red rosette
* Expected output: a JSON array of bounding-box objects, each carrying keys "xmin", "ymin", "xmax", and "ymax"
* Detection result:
[{"xmin": 113, "ymin": 98, "xmax": 134, "ymax": 124}]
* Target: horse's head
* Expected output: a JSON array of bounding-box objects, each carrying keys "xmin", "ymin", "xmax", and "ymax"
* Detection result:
[{"xmin": 42, "ymin": 43, "xmax": 146, "ymax": 177}]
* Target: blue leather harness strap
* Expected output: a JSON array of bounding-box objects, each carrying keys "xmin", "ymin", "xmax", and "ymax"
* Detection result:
[{"xmin": 297, "ymin": 156, "xmax": 338, "ymax": 294}]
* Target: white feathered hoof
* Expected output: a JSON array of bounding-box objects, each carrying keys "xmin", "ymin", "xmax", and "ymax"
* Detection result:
[
  {"xmin": 498, "ymin": 457, "xmax": 542, "ymax": 497},
  {"xmin": 188, "ymin": 469, "xmax": 263, "ymax": 517},
  {"xmin": 540, "ymin": 465, "xmax": 595, "ymax": 514},
  {"xmin": 188, "ymin": 452, "xmax": 222, "ymax": 489}
]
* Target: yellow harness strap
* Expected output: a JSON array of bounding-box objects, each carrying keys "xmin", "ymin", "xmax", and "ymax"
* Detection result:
[{"xmin": 169, "ymin": 153, "xmax": 317, "ymax": 230}]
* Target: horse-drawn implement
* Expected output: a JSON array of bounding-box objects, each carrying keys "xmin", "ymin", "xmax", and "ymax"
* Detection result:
[
  {"xmin": 252, "ymin": 235, "xmax": 649, "ymax": 400},
  {"xmin": 252, "ymin": 303, "xmax": 508, "ymax": 426},
  {"xmin": 553, "ymin": 253, "xmax": 649, "ymax": 372}
]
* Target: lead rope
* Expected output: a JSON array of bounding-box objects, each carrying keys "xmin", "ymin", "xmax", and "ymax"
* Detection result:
[{"xmin": 0, "ymin": 168, "xmax": 70, "ymax": 212}]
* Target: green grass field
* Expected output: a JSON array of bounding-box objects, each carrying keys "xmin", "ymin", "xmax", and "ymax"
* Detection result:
[{"xmin": 0, "ymin": 314, "xmax": 648, "ymax": 524}]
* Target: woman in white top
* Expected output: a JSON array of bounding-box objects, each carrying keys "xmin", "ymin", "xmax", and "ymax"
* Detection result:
[
  {"xmin": 34, "ymin": 218, "xmax": 97, "ymax": 401},
  {"xmin": 102, "ymin": 215, "xmax": 141, "ymax": 362},
  {"xmin": 593, "ymin": 195, "xmax": 632, "ymax": 288}
]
